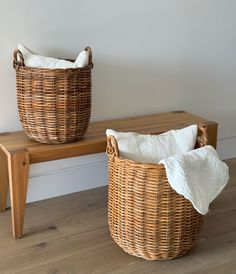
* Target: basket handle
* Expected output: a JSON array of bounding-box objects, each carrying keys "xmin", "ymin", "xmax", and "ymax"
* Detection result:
[
  {"xmin": 85, "ymin": 47, "xmax": 93, "ymax": 66},
  {"xmin": 106, "ymin": 135, "xmax": 120, "ymax": 157},
  {"xmin": 197, "ymin": 124, "xmax": 208, "ymax": 147},
  {"xmin": 13, "ymin": 49, "xmax": 25, "ymax": 70}
]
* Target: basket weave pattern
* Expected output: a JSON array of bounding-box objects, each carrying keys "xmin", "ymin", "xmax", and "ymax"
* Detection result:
[
  {"xmin": 107, "ymin": 126, "xmax": 207, "ymax": 260},
  {"xmin": 13, "ymin": 48, "xmax": 93, "ymax": 144}
]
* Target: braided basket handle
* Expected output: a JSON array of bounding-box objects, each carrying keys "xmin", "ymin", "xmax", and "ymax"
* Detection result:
[
  {"xmin": 197, "ymin": 124, "xmax": 208, "ymax": 147},
  {"xmin": 85, "ymin": 47, "xmax": 93, "ymax": 66},
  {"xmin": 13, "ymin": 49, "xmax": 25, "ymax": 70},
  {"xmin": 107, "ymin": 135, "xmax": 120, "ymax": 157}
]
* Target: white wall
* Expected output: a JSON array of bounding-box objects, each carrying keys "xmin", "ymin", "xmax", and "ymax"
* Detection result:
[{"xmin": 1, "ymin": 0, "xmax": 236, "ymax": 203}]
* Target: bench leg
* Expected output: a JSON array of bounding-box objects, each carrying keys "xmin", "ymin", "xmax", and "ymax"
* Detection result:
[
  {"xmin": 7, "ymin": 149, "xmax": 29, "ymax": 238},
  {"xmin": 0, "ymin": 148, "xmax": 9, "ymax": 212},
  {"xmin": 206, "ymin": 123, "xmax": 218, "ymax": 149}
]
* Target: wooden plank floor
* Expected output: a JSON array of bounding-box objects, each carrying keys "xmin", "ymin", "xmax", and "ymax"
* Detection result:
[{"xmin": 0, "ymin": 159, "xmax": 235, "ymax": 274}]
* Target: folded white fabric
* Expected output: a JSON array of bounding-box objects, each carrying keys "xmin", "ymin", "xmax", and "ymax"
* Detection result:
[
  {"xmin": 106, "ymin": 125, "xmax": 198, "ymax": 163},
  {"xmin": 18, "ymin": 44, "xmax": 89, "ymax": 69},
  {"xmin": 160, "ymin": 145, "xmax": 229, "ymax": 214}
]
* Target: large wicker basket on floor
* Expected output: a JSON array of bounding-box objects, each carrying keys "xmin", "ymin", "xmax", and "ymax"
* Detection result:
[
  {"xmin": 13, "ymin": 47, "xmax": 93, "ymax": 144},
  {"xmin": 106, "ymin": 126, "xmax": 208, "ymax": 260}
]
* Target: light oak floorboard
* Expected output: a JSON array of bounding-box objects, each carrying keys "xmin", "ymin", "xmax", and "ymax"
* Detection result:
[{"xmin": 0, "ymin": 159, "xmax": 235, "ymax": 274}]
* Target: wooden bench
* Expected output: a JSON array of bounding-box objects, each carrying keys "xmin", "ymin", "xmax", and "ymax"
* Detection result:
[{"xmin": 0, "ymin": 111, "xmax": 218, "ymax": 238}]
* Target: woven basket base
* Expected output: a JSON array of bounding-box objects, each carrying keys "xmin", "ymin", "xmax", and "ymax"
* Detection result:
[
  {"xmin": 110, "ymin": 232, "xmax": 199, "ymax": 260},
  {"xmin": 25, "ymin": 132, "xmax": 85, "ymax": 144}
]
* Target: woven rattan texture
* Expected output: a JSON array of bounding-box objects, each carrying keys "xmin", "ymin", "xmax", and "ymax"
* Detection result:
[
  {"xmin": 106, "ymin": 126, "xmax": 207, "ymax": 260},
  {"xmin": 14, "ymin": 48, "xmax": 93, "ymax": 144}
]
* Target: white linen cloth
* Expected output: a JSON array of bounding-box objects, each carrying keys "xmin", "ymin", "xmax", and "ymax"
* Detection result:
[
  {"xmin": 159, "ymin": 145, "xmax": 229, "ymax": 214},
  {"xmin": 106, "ymin": 125, "xmax": 198, "ymax": 163},
  {"xmin": 17, "ymin": 44, "xmax": 89, "ymax": 69}
]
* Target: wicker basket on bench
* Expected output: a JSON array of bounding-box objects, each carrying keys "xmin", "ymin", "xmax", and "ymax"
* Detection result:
[
  {"xmin": 13, "ymin": 47, "xmax": 93, "ymax": 144},
  {"xmin": 106, "ymin": 126, "xmax": 208, "ymax": 260}
]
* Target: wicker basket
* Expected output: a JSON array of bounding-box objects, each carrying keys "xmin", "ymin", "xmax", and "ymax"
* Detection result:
[
  {"xmin": 106, "ymin": 126, "xmax": 208, "ymax": 260},
  {"xmin": 13, "ymin": 47, "xmax": 93, "ymax": 144}
]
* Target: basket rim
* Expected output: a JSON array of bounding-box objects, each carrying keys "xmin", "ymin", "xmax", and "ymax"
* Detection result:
[
  {"xmin": 15, "ymin": 62, "xmax": 94, "ymax": 72},
  {"xmin": 109, "ymin": 152, "xmax": 165, "ymax": 169}
]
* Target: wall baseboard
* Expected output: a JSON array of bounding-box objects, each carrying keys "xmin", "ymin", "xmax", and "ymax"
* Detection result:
[
  {"xmin": 6, "ymin": 136, "xmax": 236, "ymax": 206},
  {"xmin": 6, "ymin": 152, "xmax": 108, "ymax": 206},
  {"xmin": 217, "ymin": 136, "xmax": 236, "ymax": 160},
  {"xmin": 27, "ymin": 153, "xmax": 108, "ymax": 204}
]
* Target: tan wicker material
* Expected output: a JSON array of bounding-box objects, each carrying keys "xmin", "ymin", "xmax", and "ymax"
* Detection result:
[
  {"xmin": 13, "ymin": 47, "xmax": 93, "ymax": 144},
  {"xmin": 106, "ymin": 126, "xmax": 208, "ymax": 260}
]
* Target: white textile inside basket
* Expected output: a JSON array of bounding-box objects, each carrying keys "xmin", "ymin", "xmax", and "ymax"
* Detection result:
[
  {"xmin": 106, "ymin": 125, "xmax": 198, "ymax": 163},
  {"xmin": 18, "ymin": 44, "xmax": 89, "ymax": 69}
]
